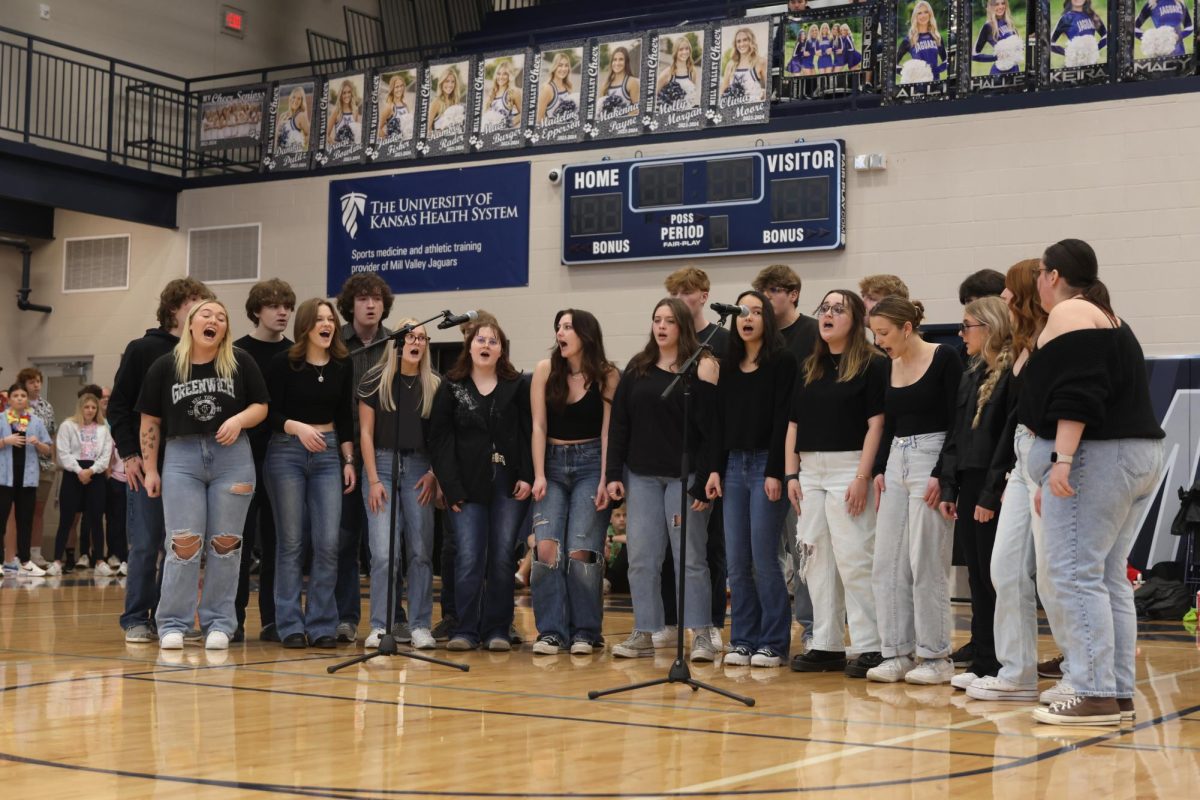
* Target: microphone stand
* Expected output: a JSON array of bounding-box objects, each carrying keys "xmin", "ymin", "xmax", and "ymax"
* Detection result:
[
  {"xmin": 329, "ymin": 310, "xmax": 469, "ymax": 674},
  {"xmin": 588, "ymin": 312, "xmax": 754, "ymax": 706}
]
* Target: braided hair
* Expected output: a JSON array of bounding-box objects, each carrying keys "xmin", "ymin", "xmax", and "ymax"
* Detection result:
[{"xmin": 964, "ymin": 296, "xmax": 1013, "ymax": 429}]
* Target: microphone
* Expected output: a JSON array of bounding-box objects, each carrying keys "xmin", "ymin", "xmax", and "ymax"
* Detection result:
[
  {"xmin": 437, "ymin": 310, "xmax": 479, "ymax": 329},
  {"xmin": 710, "ymin": 302, "xmax": 750, "ymax": 318}
]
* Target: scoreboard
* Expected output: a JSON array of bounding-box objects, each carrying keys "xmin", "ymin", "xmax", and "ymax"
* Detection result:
[{"xmin": 561, "ymin": 140, "xmax": 845, "ymax": 265}]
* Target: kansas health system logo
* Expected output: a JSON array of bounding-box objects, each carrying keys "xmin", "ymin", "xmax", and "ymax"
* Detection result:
[{"xmin": 340, "ymin": 192, "xmax": 368, "ymax": 238}]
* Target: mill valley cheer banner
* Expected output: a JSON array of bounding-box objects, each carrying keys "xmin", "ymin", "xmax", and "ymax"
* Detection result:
[{"xmin": 327, "ymin": 162, "xmax": 531, "ymax": 296}]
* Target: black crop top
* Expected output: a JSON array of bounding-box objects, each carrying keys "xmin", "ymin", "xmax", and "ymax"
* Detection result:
[
  {"xmin": 266, "ymin": 352, "xmax": 355, "ymax": 446},
  {"xmin": 547, "ymin": 383, "xmax": 604, "ymax": 441},
  {"xmin": 874, "ymin": 344, "xmax": 963, "ymax": 476}
]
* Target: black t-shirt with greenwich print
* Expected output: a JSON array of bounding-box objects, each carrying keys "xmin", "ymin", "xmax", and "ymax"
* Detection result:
[{"xmin": 136, "ymin": 348, "xmax": 269, "ymax": 439}]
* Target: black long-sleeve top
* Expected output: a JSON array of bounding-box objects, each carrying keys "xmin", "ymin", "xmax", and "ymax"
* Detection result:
[
  {"xmin": 235, "ymin": 334, "xmax": 292, "ymax": 460},
  {"xmin": 938, "ymin": 363, "xmax": 1013, "ymax": 510},
  {"xmin": 266, "ymin": 352, "xmax": 355, "ymax": 446},
  {"xmin": 428, "ymin": 375, "xmax": 533, "ymax": 506},
  {"xmin": 874, "ymin": 344, "xmax": 963, "ymax": 477},
  {"xmin": 108, "ymin": 327, "xmax": 179, "ymax": 467},
  {"xmin": 1019, "ymin": 323, "xmax": 1164, "ymax": 442},
  {"xmin": 605, "ymin": 365, "xmax": 715, "ymax": 501},
  {"xmin": 715, "ymin": 350, "xmax": 796, "ymax": 480}
]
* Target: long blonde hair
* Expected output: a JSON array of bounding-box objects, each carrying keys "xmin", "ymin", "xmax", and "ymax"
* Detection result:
[
  {"xmin": 964, "ymin": 296, "xmax": 1013, "ymax": 428},
  {"xmin": 548, "ymin": 52, "xmax": 574, "ymax": 90},
  {"xmin": 487, "ymin": 60, "xmax": 520, "ymax": 108},
  {"xmin": 174, "ymin": 300, "xmax": 238, "ymax": 383},
  {"xmin": 732, "ymin": 27, "xmax": 760, "ymax": 65},
  {"xmin": 68, "ymin": 392, "xmax": 105, "ymax": 427},
  {"xmin": 358, "ymin": 319, "xmax": 440, "ymax": 417},
  {"xmin": 909, "ymin": 0, "xmax": 942, "ymax": 46},
  {"xmin": 986, "ymin": 0, "xmax": 1017, "ymax": 40},
  {"xmin": 430, "ymin": 65, "xmax": 463, "ymax": 121},
  {"xmin": 671, "ymin": 36, "xmax": 697, "ymax": 81}
]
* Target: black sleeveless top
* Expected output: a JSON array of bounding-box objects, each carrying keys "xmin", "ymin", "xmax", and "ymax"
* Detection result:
[{"xmin": 547, "ymin": 383, "xmax": 604, "ymax": 441}]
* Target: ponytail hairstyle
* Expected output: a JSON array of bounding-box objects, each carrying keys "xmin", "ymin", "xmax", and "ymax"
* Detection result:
[
  {"xmin": 726, "ymin": 290, "xmax": 785, "ymax": 367},
  {"xmin": 867, "ymin": 295, "xmax": 926, "ymax": 335},
  {"xmin": 1042, "ymin": 238, "xmax": 1114, "ymax": 320},
  {"xmin": 803, "ymin": 290, "xmax": 874, "ymax": 385},
  {"xmin": 964, "ymin": 296, "xmax": 1014, "ymax": 428},
  {"xmin": 1004, "ymin": 258, "xmax": 1047, "ymax": 355},
  {"xmin": 626, "ymin": 297, "xmax": 705, "ymax": 377},
  {"xmin": 546, "ymin": 309, "xmax": 615, "ymax": 412}
]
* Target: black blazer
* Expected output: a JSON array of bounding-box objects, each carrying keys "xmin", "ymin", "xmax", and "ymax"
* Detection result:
[
  {"xmin": 428, "ymin": 375, "xmax": 533, "ymax": 506},
  {"xmin": 938, "ymin": 363, "xmax": 1012, "ymax": 511}
]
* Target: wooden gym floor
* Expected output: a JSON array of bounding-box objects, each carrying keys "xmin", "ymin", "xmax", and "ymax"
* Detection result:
[{"xmin": 1, "ymin": 575, "xmax": 1197, "ymax": 799}]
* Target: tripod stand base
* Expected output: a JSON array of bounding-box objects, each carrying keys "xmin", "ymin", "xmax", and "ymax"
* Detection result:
[
  {"xmin": 326, "ymin": 635, "xmax": 470, "ymax": 673},
  {"xmin": 587, "ymin": 658, "xmax": 755, "ymax": 706}
]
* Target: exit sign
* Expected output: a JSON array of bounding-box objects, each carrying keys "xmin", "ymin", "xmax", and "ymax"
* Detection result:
[{"xmin": 221, "ymin": 5, "xmax": 245, "ymax": 38}]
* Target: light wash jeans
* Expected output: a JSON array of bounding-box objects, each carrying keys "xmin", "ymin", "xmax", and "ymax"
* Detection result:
[
  {"xmin": 156, "ymin": 435, "xmax": 256, "ymax": 638},
  {"xmin": 872, "ymin": 433, "xmax": 952, "ymax": 659},
  {"xmin": 798, "ymin": 450, "xmax": 880, "ymax": 655},
  {"xmin": 1029, "ymin": 436, "xmax": 1164, "ymax": 698},
  {"xmin": 625, "ymin": 470, "xmax": 712, "ymax": 632},
  {"xmin": 723, "ymin": 450, "xmax": 790, "ymax": 655},
  {"xmin": 990, "ymin": 425, "xmax": 1042, "ymax": 688},
  {"xmin": 531, "ymin": 441, "xmax": 607, "ymax": 645},
  {"xmin": 266, "ymin": 432, "xmax": 343, "ymax": 641},
  {"xmin": 364, "ymin": 449, "xmax": 435, "ymax": 631}
]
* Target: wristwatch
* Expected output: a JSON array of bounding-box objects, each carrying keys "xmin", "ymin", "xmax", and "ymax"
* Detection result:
[{"xmin": 1050, "ymin": 452, "xmax": 1074, "ymax": 465}]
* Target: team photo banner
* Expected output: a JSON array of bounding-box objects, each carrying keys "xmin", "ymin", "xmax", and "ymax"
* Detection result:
[
  {"xmin": 198, "ymin": 84, "xmax": 266, "ymax": 151},
  {"xmin": 327, "ymin": 162, "xmax": 531, "ymax": 296}
]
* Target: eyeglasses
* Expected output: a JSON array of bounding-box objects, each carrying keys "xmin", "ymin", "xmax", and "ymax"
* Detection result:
[
  {"xmin": 815, "ymin": 303, "xmax": 848, "ymax": 317},
  {"xmin": 474, "ymin": 336, "xmax": 500, "ymax": 347},
  {"xmin": 958, "ymin": 322, "xmax": 988, "ymax": 332},
  {"xmin": 404, "ymin": 333, "xmax": 429, "ymax": 345},
  {"xmin": 764, "ymin": 286, "xmax": 795, "ymax": 296}
]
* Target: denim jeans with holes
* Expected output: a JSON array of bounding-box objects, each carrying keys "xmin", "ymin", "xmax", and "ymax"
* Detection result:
[{"xmin": 155, "ymin": 435, "xmax": 256, "ymax": 638}]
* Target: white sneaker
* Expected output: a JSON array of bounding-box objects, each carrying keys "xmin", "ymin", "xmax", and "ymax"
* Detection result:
[
  {"xmin": 723, "ymin": 645, "xmax": 752, "ymax": 666},
  {"xmin": 44, "ymin": 561, "xmax": 63, "ymax": 576},
  {"xmin": 364, "ymin": 628, "xmax": 385, "ymax": 648},
  {"xmin": 750, "ymin": 648, "xmax": 782, "ymax": 668},
  {"xmin": 30, "ymin": 550, "xmax": 49, "ymax": 569},
  {"xmin": 866, "ymin": 655, "xmax": 917, "ymax": 683},
  {"xmin": 20, "ymin": 561, "xmax": 47, "ymax": 577},
  {"xmin": 3, "ymin": 558, "xmax": 20, "ymax": 572},
  {"xmin": 76, "ymin": 554, "xmax": 91, "ymax": 570},
  {"xmin": 160, "ymin": 632, "xmax": 184, "ymax": 650},
  {"xmin": 107, "ymin": 555, "xmax": 121, "ymax": 569},
  {"xmin": 1040, "ymin": 680, "xmax": 1076, "ymax": 706},
  {"xmin": 951, "ymin": 671, "xmax": 979, "ymax": 690},
  {"xmin": 709, "ymin": 626, "xmax": 724, "ymax": 652},
  {"xmin": 118, "ymin": 562, "xmax": 128, "ymax": 576},
  {"xmin": 94, "ymin": 561, "xmax": 116, "ymax": 577},
  {"xmin": 966, "ymin": 675, "xmax": 1039, "ymax": 702},
  {"xmin": 410, "ymin": 627, "xmax": 436, "ymax": 650},
  {"xmin": 205, "ymin": 631, "xmax": 230, "ymax": 650},
  {"xmin": 612, "ymin": 631, "xmax": 655, "ymax": 658},
  {"xmin": 905, "ymin": 658, "xmax": 954, "ymax": 685},
  {"xmin": 689, "ymin": 628, "xmax": 718, "ymax": 663},
  {"xmin": 652, "ymin": 627, "xmax": 678, "ymax": 649},
  {"xmin": 569, "ymin": 640, "xmax": 594, "ymax": 655}
]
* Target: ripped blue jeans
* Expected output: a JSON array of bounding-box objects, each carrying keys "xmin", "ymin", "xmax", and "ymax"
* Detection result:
[{"xmin": 155, "ymin": 435, "xmax": 256, "ymax": 639}]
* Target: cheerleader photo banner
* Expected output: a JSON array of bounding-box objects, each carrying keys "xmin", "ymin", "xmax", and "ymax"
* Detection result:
[
  {"xmin": 706, "ymin": 16, "xmax": 774, "ymax": 128},
  {"xmin": 646, "ymin": 27, "xmax": 709, "ymax": 134},
  {"xmin": 419, "ymin": 58, "xmax": 474, "ymax": 157},
  {"xmin": 779, "ymin": 6, "xmax": 875, "ymax": 102},
  {"xmin": 1121, "ymin": 0, "xmax": 1195, "ymax": 79},
  {"xmin": 526, "ymin": 41, "xmax": 590, "ymax": 146},
  {"xmin": 471, "ymin": 50, "xmax": 529, "ymax": 151},
  {"xmin": 316, "ymin": 71, "xmax": 369, "ymax": 168},
  {"xmin": 888, "ymin": 0, "xmax": 959, "ymax": 101},
  {"xmin": 1038, "ymin": 0, "xmax": 1112, "ymax": 86},
  {"xmin": 959, "ymin": 0, "xmax": 1031, "ymax": 92},
  {"xmin": 263, "ymin": 79, "xmax": 317, "ymax": 172},
  {"xmin": 585, "ymin": 34, "xmax": 646, "ymax": 140},
  {"xmin": 368, "ymin": 63, "xmax": 421, "ymax": 163},
  {"xmin": 198, "ymin": 84, "xmax": 266, "ymax": 151}
]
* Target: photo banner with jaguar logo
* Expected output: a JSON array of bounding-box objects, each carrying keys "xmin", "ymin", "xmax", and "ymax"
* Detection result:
[{"xmin": 326, "ymin": 162, "xmax": 530, "ymax": 295}]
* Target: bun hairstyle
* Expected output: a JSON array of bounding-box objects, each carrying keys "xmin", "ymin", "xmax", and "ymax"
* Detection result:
[
  {"xmin": 1042, "ymin": 238, "xmax": 1114, "ymax": 319},
  {"xmin": 868, "ymin": 295, "xmax": 925, "ymax": 332}
]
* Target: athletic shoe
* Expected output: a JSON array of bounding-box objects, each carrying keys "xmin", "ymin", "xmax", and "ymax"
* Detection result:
[
  {"xmin": 446, "ymin": 636, "xmax": 477, "ymax": 651},
  {"xmin": 107, "ymin": 555, "xmax": 122, "ymax": 569},
  {"xmin": 20, "ymin": 561, "xmax": 46, "ymax": 577},
  {"xmin": 391, "ymin": 622, "xmax": 412, "ymax": 644},
  {"xmin": 509, "ymin": 625, "xmax": 523, "ymax": 645},
  {"xmin": 950, "ymin": 641, "xmax": 975, "ymax": 668},
  {"xmin": 118, "ymin": 562, "xmax": 128, "ymax": 576},
  {"xmin": 867, "ymin": 655, "xmax": 917, "ymax": 683},
  {"xmin": 652, "ymin": 627, "xmax": 678, "ymax": 649},
  {"xmin": 125, "ymin": 624, "xmax": 155, "ymax": 644},
  {"xmin": 410, "ymin": 628, "xmax": 436, "ymax": 650},
  {"xmin": 1040, "ymin": 680, "xmax": 1076, "ymax": 706},
  {"xmin": 205, "ymin": 631, "xmax": 230, "ymax": 651},
  {"xmin": 364, "ymin": 628, "xmax": 386, "ymax": 649},
  {"xmin": 709, "ymin": 626, "xmax": 724, "ymax": 652},
  {"xmin": 951, "ymin": 671, "xmax": 979, "ymax": 691},
  {"xmin": 1033, "ymin": 695, "xmax": 1121, "ymax": 726},
  {"xmin": 532, "ymin": 635, "xmax": 562, "ymax": 655},
  {"xmin": 94, "ymin": 561, "xmax": 116, "ymax": 577},
  {"xmin": 335, "ymin": 623, "xmax": 357, "ymax": 643},
  {"xmin": 689, "ymin": 628, "xmax": 718, "ymax": 663},
  {"xmin": 259, "ymin": 624, "xmax": 280, "ymax": 642},
  {"xmin": 790, "ymin": 649, "xmax": 847, "ymax": 673},
  {"xmin": 282, "ymin": 633, "xmax": 307, "ymax": 649},
  {"xmin": 431, "ymin": 617, "xmax": 456, "ymax": 642},
  {"xmin": 724, "ymin": 645, "xmax": 753, "ymax": 666},
  {"xmin": 905, "ymin": 658, "xmax": 954, "ymax": 685},
  {"xmin": 310, "ymin": 636, "xmax": 336, "ymax": 649},
  {"xmin": 569, "ymin": 639, "xmax": 594, "ymax": 655},
  {"xmin": 30, "ymin": 550, "xmax": 49, "ymax": 569},
  {"xmin": 612, "ymin": 631, "xmax": 655, "ymax": 658},
  {"xmin": 1037, "ymin": 655, "xmax": 1064, "ymax": 679},
  {"xmin": 3, "ymin": 558, "xmax": 20, "ymax": 572},
  {"xmin": 76, "ymin": 554, "xmax": 91, "ymax": 570},
  {"xmin": 750, "ymin": 648, "xmax": 783, "ymax": 668},
  {"xmin": 965, "ymin": 675, "xmax": 1039, "ymax": 702},
  {"xmin": 1118, "ymin": 698, "xmax": 1135, "ymax": 723},
  {"xmin": 44, "ymin": 562, "xmax": 63, "ymax": 576},
  {"xmin": 160, "ymin": 632, "xmax": 184, "ymax": 650},
  {"xmin": 844, "ymin": 651, "xmax": 884, "ymax": 679},
  {"xmin": 486, "ymin": 636, "xmax": 511, "ymax": 652}
]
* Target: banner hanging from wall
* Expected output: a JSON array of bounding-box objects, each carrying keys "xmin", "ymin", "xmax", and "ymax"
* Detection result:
[
  {"xmin": 1121, "ymin": 0, "xmax": 1196, "ymax": 80},
  {"xmin": 959, "ymin": 0, "xmax": 1031, "ymax": 93},
  {"xmin": 367, "ymin": 63, "xmax": 422, "ymax": 163},
  {"xmin": 706, "ymin": 15, "xmax": 774, "ymax": 127},
  {"xmin": 326, "ymin": 162, "xmax": 531, "ymax": 296},
  {"xmin": 198, "ymin": 84, "xmax": 266, "ymax": 150},
  {"xmin": 526, "ymin": 40, "xmax": 590, "ymax": 145},
  {"xmin": 585, "ymin": 34, "xmax": 646, "ymax": 140},
  {"xmin": 418, "ymin": 57, "xmax": 474, "ymax": 157},
  {"xmin": 471, "ymin": 49, "xmax": 530, "ymax": 151},
  {"xmin": 887, "ymin": 0, "xmax": 958, "ymax": 102},
  {"xmin": 1038, "ymin": 0, "xmax": 1112, "ymax": 86},
  {"xmin": 646, "ymin": 26, "xmax": 709, "ymax": 133},
  {"xmin": 316, "ymin": 71, "xmax": 369, "ymax": 168},
  {"xmin": 263, "ymin": 79, "xmax": 318, "ymax": 171},
  {"xmin": 779, "ymin": 6, "xmax": 878, "ymax": 101}
]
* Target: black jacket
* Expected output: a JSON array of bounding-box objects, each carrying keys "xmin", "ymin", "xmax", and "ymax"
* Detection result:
[
  {"xmin": 108, "ymin": 328, "xmax": 179, "ymax": 466},
  {"xmin": 938, "ymin": 363, "xmax": 1012, "ymax": 511},
  {"xmin": 429, "ymin": 375, "xmax": 533, "ymax": 506}
]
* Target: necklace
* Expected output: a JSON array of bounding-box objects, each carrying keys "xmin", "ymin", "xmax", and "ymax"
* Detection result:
[
  {"xmin": 400, "ymin": 373, "xmax": 418, "ymax": 390},
  {"xmin": 311, "ymin": 360, "xmax": 328, "ymax": 383}
]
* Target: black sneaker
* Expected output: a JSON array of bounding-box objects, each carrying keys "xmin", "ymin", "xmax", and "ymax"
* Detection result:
[
  {"xmin": 950, "ymin": 641, "xmax": 975, "ymax": 668},
  {"xmin": 431, "ymin": 617, "xmax": 456, "ymax": 642},
  {"xmin": 259, "ymin": 624, "xmax": 281, "ymax": 642},
  {"xmin": 845, "ymin": 651, "xmax": 884, "ymax": 678},
  {"xmin": 790, "ymin": 648, "xmax": 847, "ymax": 673}
]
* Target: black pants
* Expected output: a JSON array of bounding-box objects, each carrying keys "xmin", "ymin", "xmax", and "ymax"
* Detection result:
[
  {"xmin": 955, "ymin": 469, "xmax": 1000, "ymax": 676},
  {"xmin": 56, "ymin": 465, "xmax": 107, "ymax": 561},
  {"xmin": 236, "ymin": 455, "xmax": 277, "ymax": 633},
  {"xmin": 606, "ymin": 546, "xmax": 629, "ymax": 595},
  {"xmin": 0, "ymin": 485, "xmax": 37, "ymax": 562},
  {"xmin": 438, "ymin": 507, "xmax": 457, "ymax": 619},
  {"xmin": 105, "ymin": 478, "xmax": 128, "ymax": 561}
]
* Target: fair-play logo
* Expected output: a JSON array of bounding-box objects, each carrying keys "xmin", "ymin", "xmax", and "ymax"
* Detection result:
[{"xmin": 339, "ymin": 192, "xmax": 367, "ymax": 238}]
